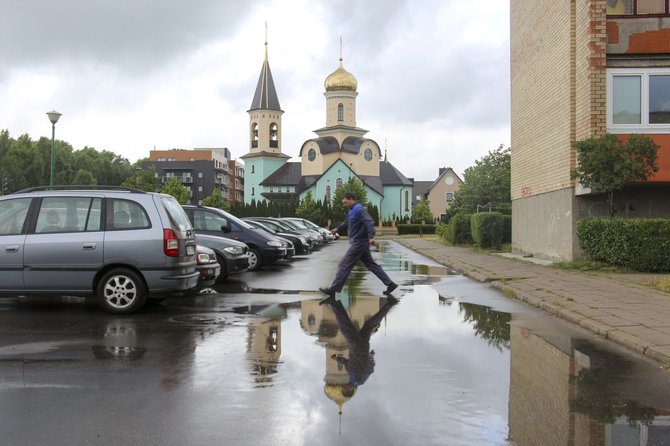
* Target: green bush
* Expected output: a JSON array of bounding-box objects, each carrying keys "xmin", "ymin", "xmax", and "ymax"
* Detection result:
[
  {"xmin": 577, "ymin": 218, "xmax": 670, "ymax": 272},
  {"xmin": 445, "ymin": 214, "xmax": 473, "ymax": 245},
  {"xmin": 471, "ymin": 212, "xmax": 505, "ymax": 249},
  {"xmin": 435, "ymin": 222, "xmax": 448, "ymax": 239},
  {"xmin": 396, "ymin": 224, "xmax": 436, "ymax": 235}
]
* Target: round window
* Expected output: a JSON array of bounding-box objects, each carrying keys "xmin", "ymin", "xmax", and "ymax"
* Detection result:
[
  {"xmin": 364, "ymin": 148, "xmax": 373, "ymax": 161},
  {"xmin": 308, "ymin": 148, "xmax": 316, "ymax": 161}
]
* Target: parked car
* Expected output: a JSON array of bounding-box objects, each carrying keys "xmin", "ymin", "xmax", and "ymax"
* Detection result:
[
  {"xmin": 278, "ymin": 217, "xmax": 326, "ymax": 246},
  {"xmin": 182, "ymin": 205, "xmax": 292, "ymax": 271},
  {"xmin": 0, "ymin": 186, "xmax": 199, "ymax": 314},
  {"xmin": 288, "ymin": 217, "xmax": 336, "ymax": 242},
  {"xmin": 195, "ymin": 233, "xmax": 250, "ymax": 281},
  {"xmin": 243, "ymin": 218, "xmax": 312, "ymax": 255},
  {"xmin": 195, "ymin": 244, "xmax": 220, "ymax": 288}
]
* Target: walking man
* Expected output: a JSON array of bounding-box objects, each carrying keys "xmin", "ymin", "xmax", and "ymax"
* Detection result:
[{"xmin": 319, "ymin": 192, "xmax": 397, "ymax": 297}]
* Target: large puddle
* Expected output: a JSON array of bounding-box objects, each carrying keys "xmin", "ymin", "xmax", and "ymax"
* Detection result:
[{"xmin": 1, "ymin": 241, "xmax": 669, "ymax": 445}]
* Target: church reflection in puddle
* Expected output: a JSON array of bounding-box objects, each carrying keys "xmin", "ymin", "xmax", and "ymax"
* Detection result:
[{"xmin": 235, "ymin": 279, "xmax": 670, "ymax": 444}]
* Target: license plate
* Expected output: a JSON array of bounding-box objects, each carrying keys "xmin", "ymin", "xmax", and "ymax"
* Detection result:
[{"xmin": 186, "ymin": 245, "xmax": 196, "ymax": 256}]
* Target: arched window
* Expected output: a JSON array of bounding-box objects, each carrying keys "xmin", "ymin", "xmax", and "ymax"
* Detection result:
[
  {"xmin": 404, "ymin": 190, "xmax": 410, "ymax": 211},
  {"xmin": 251, "ymin": 187, "xmax": 255, "ymax": 196},
  {"xmin": 336, "ymin": 178, "xmax": 343, "ymax": 189},
  {"xmin": 270, "ymin": 123, "xmax": 278, "ymax": 148},
  {"xmin": 251, "ymin": 123, "xmax": 259, "ymax": 148},
  {"xmin": 326, "ymin": 185, "xmax": 331, "ymax": 203},
  {"xmin": 337, "ymin": 103, "xmax": 344, "ymax": 121}
]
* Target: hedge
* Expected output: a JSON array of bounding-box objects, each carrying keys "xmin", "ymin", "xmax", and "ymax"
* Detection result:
[
  {"xmin": 577, "ymin": 218, "xmax": 670, "ymax": 272},
  {"xmin": 445, "ymin": 214, "xmax": 473, "ymax": 245},
  {"xmin": 396, "ymin": 224, "xmax": 436, "ymax": 235},
  {"xmin": 470, "ymin": 212, "xmax": 505, "ymax": 249}
]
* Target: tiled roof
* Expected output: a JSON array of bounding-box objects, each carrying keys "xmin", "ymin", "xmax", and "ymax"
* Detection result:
[
  {"xmin": 249, "ymin": 58, "xmax": 281, "ymax": 111},
  {"xmin": 380, "ymin": 161, "xmax": 413, "ymax": 186},
  {"xmin": 260, "ymin": 162, "xmax": 301, "ymax": 186}
]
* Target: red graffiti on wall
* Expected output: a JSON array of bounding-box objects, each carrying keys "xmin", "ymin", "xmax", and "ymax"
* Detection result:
[{"xmin": 521, "ymin": 186, "xmax": 532, "ymax": 198}]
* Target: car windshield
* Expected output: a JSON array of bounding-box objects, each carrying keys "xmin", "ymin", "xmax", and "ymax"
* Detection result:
[
  {"xmin": 212, "ymin": 208, "xmax": 255, "ymax": 230},
  {"xmin": 280, "ymin": 219, "xmax": 301, "ymax": 230}
]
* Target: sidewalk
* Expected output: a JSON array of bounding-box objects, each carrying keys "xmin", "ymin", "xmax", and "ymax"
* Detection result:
[{"xmin": 393, "ymin": 237, "xmax": 670, "ymax": 366}]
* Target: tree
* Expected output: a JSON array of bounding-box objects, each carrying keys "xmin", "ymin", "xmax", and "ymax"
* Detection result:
[
  {"xmin": 121, "ymin": 167, "xmax": 158, "ymax": 192},
  {"xmin": 450, "ymin": 144, "xmax": 511, "ymax": 215},
  {"xmin": 72, "ymin": 169, "xmax": 96, "ymax": 185},
  {"xmin": 411, "ymin": 200, "xmax": 433, "ymax": 223},
  {"xmin": 161, "ymin": 177, "xmax": 189, "ymax": 204},
  {"xmin": 295, "ymin": 190, "xmax": 323, "ymax": 222},
  {"xmin": 202, "ymin": 188, "xmax": 228, "ymax": 209},
  {"xmin": 571, "ymin": 133, "xmax": 659, "ymax": 217},
  {"xmin": 331, "ymin": 177, "xmax": 368, "ymax": 226}
]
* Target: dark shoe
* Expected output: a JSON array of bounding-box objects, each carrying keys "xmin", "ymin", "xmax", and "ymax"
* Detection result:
[
  {"xmin": 386, "ymin": 295, "xmax": 400, "ymax": 306},
  {"xmin": 383, "ymin": 282, "xmax": 398, "ymax": 295},
  {"xmin": 319, "ymin": 287, "xmax": 335, "ymax": 297}
]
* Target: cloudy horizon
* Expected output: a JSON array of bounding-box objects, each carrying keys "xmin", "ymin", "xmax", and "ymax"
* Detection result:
[{"xmin": 0, "ymin": 0, "xmax": 510, "ymax": 181}]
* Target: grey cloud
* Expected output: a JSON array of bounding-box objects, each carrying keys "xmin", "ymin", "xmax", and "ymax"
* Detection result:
[{"xmin": 0, "ymin": 0, "xmax": 252, "ymax": 78}]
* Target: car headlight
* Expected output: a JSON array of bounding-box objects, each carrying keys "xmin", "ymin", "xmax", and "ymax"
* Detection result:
[
  {"xmin": 223, "ymin": 246, "xmax": 245, "ymax": 255},
  {"xmin": 197, "ymin": 253, "xmax": 212, "ymax": 264},
  {"xmin": 267, "ymin": 240, "xmax": 283, "ymax": 247},
  {"xmin": 299, "ymin": 237, "xmax": 308, "ymax": 244}
]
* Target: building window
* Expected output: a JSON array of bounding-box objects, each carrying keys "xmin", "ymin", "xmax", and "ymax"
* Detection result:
[
  {"xmin": 251, "ymin": 164, "xmax": 255, "ymax": 174},
  {"xmin": 251, "ymin": 187, "xmax": 255, "ymax": 196},
  {"xmin": 336, "ymin": 178, "xmax": 343, "ymax": 189},
  {"xmin": 198, "ymin": 186, "xmax": 203, "ymax": 192},
  {"xmin": 404, "ymin": 191, "xmax": 410, "ymax": 212},
  {"xmin": 607, "ymin": 0, "xmax": 669, "ymax": 15},
  {"xmin": 198, "ymin": 172, "xmax": 203, "ymax": 178},
  {"xmin": 338, "ymin": 103, "xmax": 344, "ymax": 121},
  {"xmin": 326, "ymin": 185, "xmax": 331, "ymax": 202},
  {"xmin": 608, "ymin": 68, "xmax": 670, "ymax": 129},
  {"xmin": 308, "ymin": 148, "xmax": 316, "ymax": 161},
  {"xmin": 270, "ymin": 186, "xmax": 274, "ymax": 192},
  {"xmin": 364, "ymin": 148, "xmax": 373, "ymax": 161},
  {"xmin": 446, "ymin": 192, "xmax": 454, "ymax": 202}
]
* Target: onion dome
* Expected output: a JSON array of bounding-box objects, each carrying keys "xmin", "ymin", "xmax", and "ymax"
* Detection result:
[{"xmin": 324, "ymin": 58, "xmax": 358, "ymax": 92}]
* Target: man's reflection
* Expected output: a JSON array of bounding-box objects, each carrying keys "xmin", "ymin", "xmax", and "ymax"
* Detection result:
[{"xmin": 322, "ymin": 295, "xmax": 399, "ymax": 390}]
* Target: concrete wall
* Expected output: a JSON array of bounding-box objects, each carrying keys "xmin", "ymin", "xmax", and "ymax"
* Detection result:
[{"xmin": 512, "ymin": 188, "xmax": 579, "ymax": 260}]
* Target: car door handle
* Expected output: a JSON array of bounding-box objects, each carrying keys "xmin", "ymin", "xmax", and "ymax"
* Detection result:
[
  {"xmin": 82, "ymin": 243, "xmax": 97, "ymax": 250},
  {"xmin": 5, "ymin": 245, "xmax": 19, "ymax": 253}
]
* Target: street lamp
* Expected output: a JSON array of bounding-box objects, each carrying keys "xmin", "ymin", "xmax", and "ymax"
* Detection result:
[{"xmin": 46, "ymin": 110, "xmax": 62, "ymax": 187}]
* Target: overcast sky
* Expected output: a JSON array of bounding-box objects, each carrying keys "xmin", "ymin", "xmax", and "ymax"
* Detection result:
[{"xmin": 0, "ymin": 0, "xmax": 510, "ymax": 181}]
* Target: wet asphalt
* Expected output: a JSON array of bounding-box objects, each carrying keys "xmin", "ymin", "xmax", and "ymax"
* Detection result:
[{"xmin": 1, "ymin": 240, "xmax": 669, "ymax": 445}]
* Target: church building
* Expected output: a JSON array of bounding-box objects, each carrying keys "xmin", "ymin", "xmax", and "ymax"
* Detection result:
[{"xmin": 240, "ymin": 41, "xmax": 414, "ymax": 222}]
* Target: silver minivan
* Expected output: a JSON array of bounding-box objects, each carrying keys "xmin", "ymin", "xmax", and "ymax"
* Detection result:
[{"xmin": 0, "ymin": 187, "xmax": 199, "ymax": 314}]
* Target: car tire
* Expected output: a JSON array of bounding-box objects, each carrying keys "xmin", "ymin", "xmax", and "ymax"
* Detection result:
[
  {"xmin": 215, "ymin": 254, "xmax": 228, "ymax": 283},
  {"xmin": 97, "ymin": 268, "xmax": 148, "ymax": 314},
  {"xmin": 247, "ymin": 248, "xmax": 263, "ymax": 271}
]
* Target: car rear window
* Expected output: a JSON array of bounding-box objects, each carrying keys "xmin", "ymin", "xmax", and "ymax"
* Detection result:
[{"xmin": 161, "ymin": 197, "xmax": 192, "ymax": 231}]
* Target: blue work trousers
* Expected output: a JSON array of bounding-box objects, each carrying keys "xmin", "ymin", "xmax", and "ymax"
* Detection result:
[{"xmin": 330, "ymin": 241, "xmax": 392, "ymax": 292}]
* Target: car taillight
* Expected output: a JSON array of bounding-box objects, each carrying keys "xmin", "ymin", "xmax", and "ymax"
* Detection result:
[{"xmin": 163, "ymin": 229, "xmax": 179, "ymax": 257}]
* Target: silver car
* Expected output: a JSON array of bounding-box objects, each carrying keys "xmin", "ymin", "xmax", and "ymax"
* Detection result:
[{"xmin": 0, "ymin": 186, "xmax": 199, "ymax": 314}]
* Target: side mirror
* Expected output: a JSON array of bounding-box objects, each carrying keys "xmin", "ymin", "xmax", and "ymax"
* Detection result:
[{"xmin": 221, "ymin": 224, "xmax": 232, "ymax": 234}]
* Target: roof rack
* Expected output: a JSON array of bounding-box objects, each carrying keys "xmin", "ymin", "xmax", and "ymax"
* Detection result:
[{"xmin": 13, "ymin": 185, "xmax": 147, "ymax": 194}]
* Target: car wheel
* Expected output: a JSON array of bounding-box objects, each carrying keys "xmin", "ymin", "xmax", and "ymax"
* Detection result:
[
  {"xmin": 247, "ymin": 248, "xmax": 263, "ymax": 271},
  {"xmin": 215, "ymin": 254, "xmax": 228, "ymax": 283},
  {"xmin": 96, "ymin": 268, "xmax": 147, "ymax": 314}
]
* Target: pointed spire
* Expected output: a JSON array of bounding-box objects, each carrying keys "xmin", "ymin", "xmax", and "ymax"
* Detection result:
[{"xmin": 249, "ymin": 24, "xmax": 281, "ymax": 111}]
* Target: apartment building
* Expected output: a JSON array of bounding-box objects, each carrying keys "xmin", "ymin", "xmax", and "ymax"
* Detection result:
[
  {"xmin": 510, "ymin": 0, "xmax": 670, "ymax": 260},
  {"xmin": 143, "ymin": 147, "xmax": 241, "ymax": 205}
]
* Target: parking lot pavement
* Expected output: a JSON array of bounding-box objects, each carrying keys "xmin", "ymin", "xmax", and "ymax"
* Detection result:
[{"xmin": 394, "ymin": 237, "xmax": 670, "ymax": 366}]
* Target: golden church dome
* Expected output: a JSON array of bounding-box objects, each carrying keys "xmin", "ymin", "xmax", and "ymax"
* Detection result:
[
  {"xmin": 324, "ymin": 383, "xmax": 356, "ymax": 414},
  {"xmin": 324, "ymin": 59, "xmax": 358, "ymax": 92}
]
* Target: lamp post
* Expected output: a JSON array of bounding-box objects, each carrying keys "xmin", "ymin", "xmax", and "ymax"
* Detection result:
[{"xmin": 46, "ymin": 110, "xmax": 62, "ymax": 187}]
